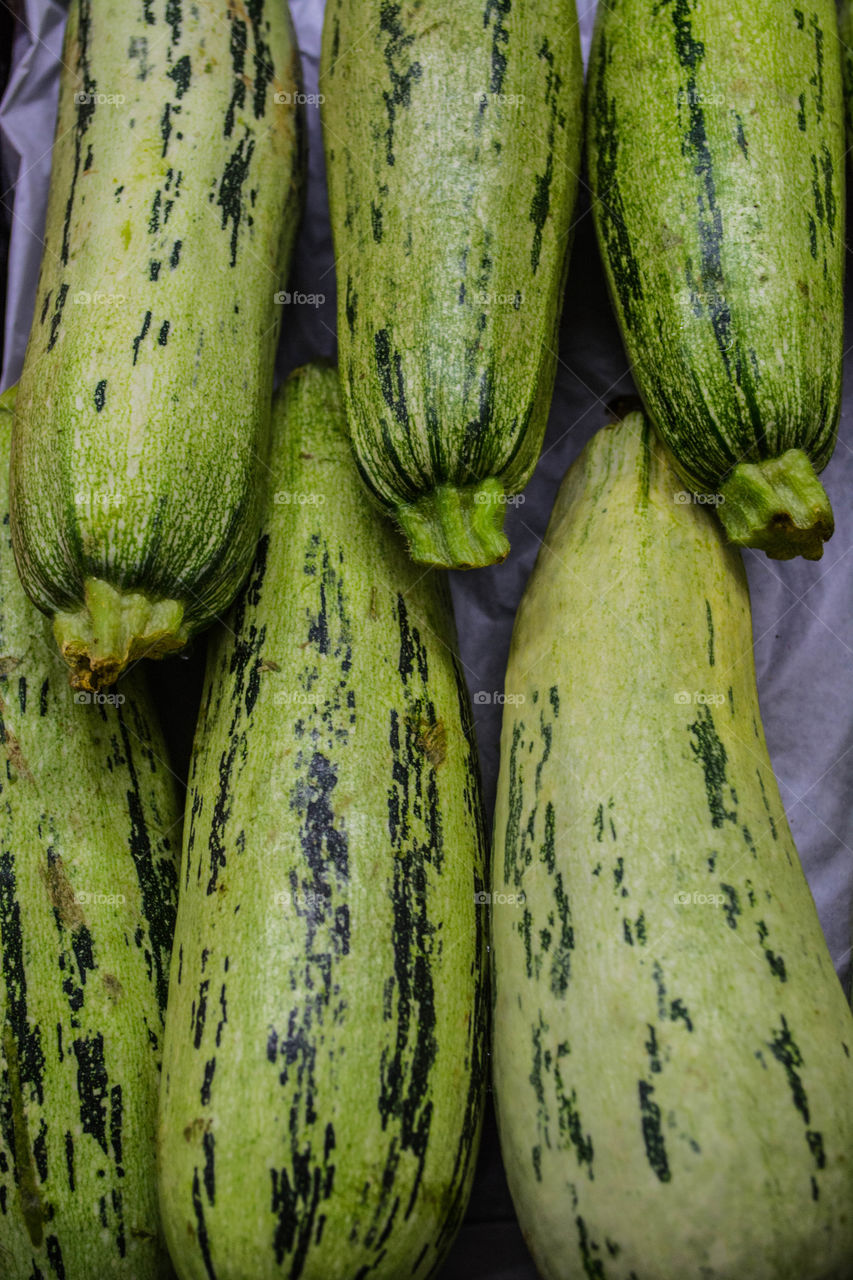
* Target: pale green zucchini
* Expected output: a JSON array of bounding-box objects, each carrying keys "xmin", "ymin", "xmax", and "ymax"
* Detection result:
[
  {"xmin": 157, "ymin": 363, "xmax": 487, "ymax": 1279},
  {"xmin": 320, "ymin": 0, "xmax": 583, "ymax": 568},
  {"xmin": 587, "ymin": 0, "xmax": 845, "ymax": 560},
  {"xmin": 0, "ymin": 389, "xmax": 181, "ymax": 1279},
  {"xmin": 492, "ymin": 411, "xmax": 853, "ymax": 1279},
  {"xmin": 12, "ymin": 0, "xmax": 304, "ymax": 691}
]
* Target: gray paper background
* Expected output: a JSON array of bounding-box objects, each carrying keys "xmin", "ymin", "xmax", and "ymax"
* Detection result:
[{"xmin": 1, "ymin": 3, "xmax": 851, "ymax": 1275}]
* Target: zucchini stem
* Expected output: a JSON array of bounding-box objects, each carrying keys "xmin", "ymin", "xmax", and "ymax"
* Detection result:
[
  {"xmin": 395, "ymin": 479, "xmax": 512, "ymax": 568},
  {"xmin": 717, "ymin": 449, "xmax": 834, "ymax": 561},
  {"xmin": 53, "ymin": 578, "xmax": 190, "ymax": 690}
]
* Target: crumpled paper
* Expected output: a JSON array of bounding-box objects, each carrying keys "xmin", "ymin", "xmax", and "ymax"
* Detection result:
[{"xmin": 2, "ymin": 4, "xmax": 850, "ymax": 1275}]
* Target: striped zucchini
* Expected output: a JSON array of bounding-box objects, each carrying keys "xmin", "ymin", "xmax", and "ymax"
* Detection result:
[
  {"xmin": 158, "ymin": 363, "xmax": 487, "ymax": 1278},
  {"xmin": 587, "ymin": 0, "xmax": 845, "ymax": 561},
  {"xmin": 320, "ymin": 0, "xmax": 583, "ymax": 568},
  {"xmin": 840, "ymin": 2, "xmax": 853, "ymax": 138},
  {"xmin": 492, "ymin": 411, "xmax": 853, "ymax": 1279},
  {"xmin": 0, "ymin": 390, "xmax": 181, "ymax": 1279},
  {"xmin": 12, "ymin": 0, "xmax": 304, "ymax": 691}
]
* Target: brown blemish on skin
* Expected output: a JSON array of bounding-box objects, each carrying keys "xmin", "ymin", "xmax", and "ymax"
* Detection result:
[
  {"xmin": 40, "ymin": 855, "xmax": 85, "ymax": 929},
  {"xmin": 103, "ymin": 973, "xmax": 124, "ymax": 1001},
  {"xmin": 415, "ymin": 717, "xmax": 446, "ymax": 767},
  {"xmin": 5, "ymin": 729, "xmax": 33, "ymax": 782}
]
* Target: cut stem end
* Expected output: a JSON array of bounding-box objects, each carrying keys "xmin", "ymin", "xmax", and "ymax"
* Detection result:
[
  {"xmin": 717, "ymin": 450, "xmax": 834, "ymax": 561},
  {"xmin": 54, "ymin": 579, "xmax": 190, "ymax": 691},
  {"xmin": 394, "ymin": 480, "xmax": 512, "ymax": 568}
]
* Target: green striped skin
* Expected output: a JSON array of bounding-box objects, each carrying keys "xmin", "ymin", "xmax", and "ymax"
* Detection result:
[
  {"xmin": 158, "ymin": 364, "xmax": 487, "ymax": 1279},
  {"xmin": 492, "ymin": 412, "xmax": 853, "ymax": 1280},
  {"xmin": 840, "ymin": 2, "xmax": 853, "ymax": 135},
  {"xmin": 587, "ymin": 0, "xmax": 845, "ymax": 561},
  {"xmin": 12, "ymin": 0, "xmax": 304, "ymax": 691},
  {"xmin": 320, "ymin": 1, "xmax": 583, "ymax": 568},
  {"xmin": 0, "ymin": 391, "xmax": 181, "ymax": 1279}
]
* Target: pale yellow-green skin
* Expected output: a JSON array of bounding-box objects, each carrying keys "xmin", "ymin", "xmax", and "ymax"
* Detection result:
[
  {"xmin": 12, "ymin": 0, "xmax": 303, "ymax": 688},
  {"xmin": 0, "ymin": 391, "xmax": 182, "ymax": 1277},
  {"xmin": 492, "ymin": 413, "xmax": 853, "ymax": 1280},
  {"xmin": 158, "ymin": 364, "xmax": 487, "ymax": 1280}
]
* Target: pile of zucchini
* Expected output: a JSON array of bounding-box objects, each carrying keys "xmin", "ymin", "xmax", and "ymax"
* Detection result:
[{"xmin": 1, "ymin": 0, "xmax": 851, "ymax": 1278}]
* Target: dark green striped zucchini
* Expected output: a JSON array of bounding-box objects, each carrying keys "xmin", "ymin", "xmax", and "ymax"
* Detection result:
[
  {"xmin": 840, "ymin": 2, "xmax": 853, "ymax": 142},
  {"xmin": 0, "ymin": 389, "xmax": 181, "ymax": 1279},
  {"xmin": 587, "ymin": 0, "xmax": 845, "ymax": 561},
  {"xmin": 320, "ymin": 0, "xmax": 583, "ymax": 568},
  {"xmin": 492, "ymin": 411, "xmax": 853, "ymax": 1279},
  {"xmin": 157, "ymin": 363, "xmax": 487, "ymax": 1278},
  {"xmin": 12, "ymin": 0, "xmax": 304, "ymax": 691}
]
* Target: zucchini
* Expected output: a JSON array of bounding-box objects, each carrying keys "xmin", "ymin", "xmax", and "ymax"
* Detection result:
[
  {"xmin": 587, "ymin": 0, "xmax": 845, "ymax": 561},
  {"xmin": 12, "ymin": 0, "xmax": 305, "ymax": 691},
  {"xmin": 320, "ymin": 0, "xmax": 583, "ymax": 568},
  {"xmin": 491, "ymin": 411, "xmax": 853, "ymax": 1279},
  {"xmin": 157, "ymin": 363, "xmax": 487, "ymax": 1278},
  {"xmin": 840, "ymin": 2, "xmax": 853, "ymax": 140},
  {"xmin": 0, "ymin": 389, "xmax": 181, "ymax": 1279}
]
